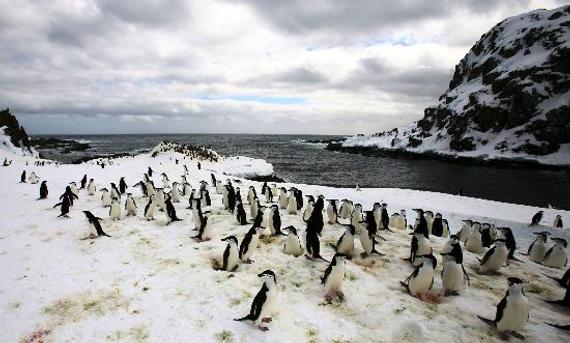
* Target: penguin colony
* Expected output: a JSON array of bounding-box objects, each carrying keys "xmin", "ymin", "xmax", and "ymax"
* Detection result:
[{"xmin": 16, "ymin": 156, "xmax": 570, "ymax": 336}]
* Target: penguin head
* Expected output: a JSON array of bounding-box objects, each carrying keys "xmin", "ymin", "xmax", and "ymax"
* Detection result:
[
  {"xmin": 258, "ymin": 270, "xmax": 276, "ymax": 282},
  {"xmin": 448, "ymin": 235, "xmax": 460, "ymax": 244},
  {"xmin": 373, "ymin": 202, "xmax": 381, "ymax": 209},
  {"xmin": 493, "ymin": 239, "xmax": 507, "ymax": 247},
  {"xmin": 413, "ymin": 208, "xmax": 424, "ymax": 217},
  {"xmin": 284, "ymin": 225, "xmax": 298, "ymax": 236},
  {"xmin": 533, "ymin": 231, "xmax": 551, "ymax": 241},
  {"xmin": 332, "ymin": 253, "xmax": 347, "ymax": 263},
  {"xmin": 462, "ymin": 219, "xmax": 473, "ymax": 226},
  {"xmin": 507, "ymin": 277, "xmax": 526, "ymax": 292},
  {"xmin": 382, "ymin": 203, "xmax": 387, "ymax": 208},
  {"xmin": 222, "ymin": 235, "xmax": 238, "ymax": 245},
  {"xmin": 400, "ymin": 209, "xmax": 406, "ymax": 216},
  {"xmin": 421, "ymin": 254, "xmax": 437, "ymax": 269},
  {"xmin": 435, "ymin": 213, "xmax": 442, "ymax": 219},
  {"xmin": 425, "ymin": 211, "xmax": 434, "ymax": 218},
  {"xmin": 345, "ymin": 225, "xmax": 356, "ymax": 235},
  {"xmin": 552, "ymin": 238, "xmax": 568, "ymax": 248},
  {"xmin": 472, "ymin": 222, "xmax": 482, "ymax": 231}
]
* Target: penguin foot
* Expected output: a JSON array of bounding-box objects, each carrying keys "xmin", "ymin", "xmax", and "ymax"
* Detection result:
[
  {"xmin": 261, "ymin": 317, "xmax": 272, "ymax": 323},
  {"xmin": 244, "ymin": 259, "xmax": 254, "ymax": 264},
  {"xmin": 510, "ymin": 332, "xmax": 524, "ymax": 340},
  {"xmin": 258, "ymin": 326, "xmax": 269, "ymax": 332}
]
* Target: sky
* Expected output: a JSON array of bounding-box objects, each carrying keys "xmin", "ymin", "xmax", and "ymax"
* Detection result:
[{"xmin": 0, "ymin": 0, "xmax": 566, "ymax": 135}]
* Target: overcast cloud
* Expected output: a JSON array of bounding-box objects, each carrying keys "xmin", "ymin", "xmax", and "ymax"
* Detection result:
[{"xmin": 0, "ymin": 0, "xmax": 565, "ymax": 134}]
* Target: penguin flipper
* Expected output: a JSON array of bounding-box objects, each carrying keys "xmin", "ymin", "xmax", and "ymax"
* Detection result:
[
  {"xmin": 327, "ymin": 243, "xmax": 337, "ymax": 250},
  {"xmin": 477, "ymin": 315, "xmax": 496, "ymax": 326},
  {"xmin": 545, "ymin": 323, "xmax": 570, "ymax": 331},
  {"xmin": 399, "ymin": 281, "xmax": 410, "ymax": 292},
  {"xmin": 234, "ymin": 314, "xmax": 253, "ymax": 322}
]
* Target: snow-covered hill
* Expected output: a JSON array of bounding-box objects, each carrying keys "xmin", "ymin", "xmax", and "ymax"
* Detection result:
[
  {"xmin": 0, "ymin": 108, "xmax": 37, "ymax": 158},
  {"xmin": 342, "ymin": 5, "xmax": 570, "ymax": 166}
]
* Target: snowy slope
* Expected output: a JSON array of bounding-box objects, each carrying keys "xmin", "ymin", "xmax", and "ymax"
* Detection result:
[
  {"xmin": 1, "ymin": 146, "xmax": 569, "ymax": 342},
  {"xmin": 343, "ymin": 5, "xmax": 570, "ymax": 166}
]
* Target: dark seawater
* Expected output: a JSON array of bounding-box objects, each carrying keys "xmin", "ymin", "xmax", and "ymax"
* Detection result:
[{"xmin": 35, "ymin": 134, "xmax": 570, "ymax": 210}]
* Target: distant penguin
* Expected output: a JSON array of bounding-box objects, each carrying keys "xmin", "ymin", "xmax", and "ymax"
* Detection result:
[
  {"xmin": 240, "ymin": 226, "xmax": 262, "ymax": 263},
  {"xmin": 305, "ymin": 198, "xmax": 326, "ymax": 261},
  {"xmin": 401, "ymin": 254, "xmax": 437, "ymax": 298},
  {"xmin": 147, "ymin": 167, "xmax": 153, "ymax": 177},
  {"xmin": 431, "ymin": 213, "xmax": 446, "ymax": 237},
  {"xmin": 412, "ymin": 209, "xmax": 429, "ymax": 239},
  {"xmin": 267, "ymin": 205, "xmax": 282, "ymax": 236},
  {"xmin": 82, "ymin": 211, "xmax": 111, "ymax": 237},
  {"xmin": 498, "ymin": 227, "xmax": 518, "ymax": 261},
  {"xmin": 543, "ymin": 238, "xmax": 568, "ymax": 269},
  {"xmin": 28, "ymin": 171, "xmax": 39, "ymax": 184},
  {"xmin": 278, "ymin": 187, "xmax": 288, "ymax": 209},
  {"xmin": 329, "ymin": 225, "xmax": 355, "ymax": 257},
  {"xmin": 53, "ymin": 195, "xmax": 71, "ymax": 218},
  {"xmin": 283, "ymin": 226, "xmax": 303, "ymax": 257},
  {"xmin": 527, "ymin": 231, "xmax": 551, "ymax": 263},
  {"xmin": 250, "ymin": 198, "xmax": 260, "ymax": 219},
  {"xmin": 219, "ymin": 236, "xmax": 239, "ymax": 272},
  {"xmin": 303, "ymin": 197, "xmax": 315, "ymax": 222},
  {"xmin": 441, "ymin": 236, "xmax": 470, "ymax": 296},
  {"xmin": 125, "ymin": 193, "xmax": 137, "ymax": 216},
  {"xmin": 326, "ymin": 199, "xmax": 338, "ymax": 224},
  {"xmin": 161, "ymin": 173, "xmax": 170, "ymax": 189},
  {"xmin": 234, "ymin": 270, "xmax": 278, "ymax": 331},
  {"xmin": 424, "ymin": 211, "xmax": 434, "ymax": 235},
  {"xmin": 465, "ymin": 222, "xmax": 484, "ymax": 254},
  {"xmin": 264, "ymin": 185, "xmax": 273, "ymax": 203},
  {"xmin": 38, "ymin": 181, "xmax": 48, "ymax": 199},
  {"xmin": 322, "ymin": 253, "xmax": 347, "ymax": 302},
  {"xmin": 87, "ymin": 179, "xmax": 96, "ymax": 195},
  {"xmin": 119, "ymin": 177, "xmax": 128, "ymax": 194},
  {"xmin": 20, "ymin": 170, "xmax": 26, "ymax": 183},
  {"xmin": 101, "ymin": 188, "xmax": 112, "ymax": 207},
  {"xmin": 286, "ymin": 189, "xmax": 297, "ymax": 215},
  {"xmin": 478, "ymin": 277, "xmax": 529, "ymax": 338},
  {"xmin": 192, "ymin": 211, "xmax": 213, "ymax": 241},
  {"xmin": 109, "ymin": 198, "xmax": 121, "ymax": 220},
  {"xmin": 156, "ymin": 188, "xmax": 166, "ymax": 212},
  {"xmin": 338, "ymin": 199, "xmax": 352, "ymax": 219},
  {"xmin": 478, "ymin": 239, "xmax": 508, "ymax": 274},
  {"xmin": 247, "ymin": 186, "xmax": 257, "ymax": 205},
  {"xmin": 79, "ymin": 174, "xmax": 87, "ymax": 189},
  {"xmin": 408, "ymin": 232, "xmax": 432, "ymax": 266},
  {"xmin": 380, "ymin": 203, "xmax": 390, "ymax": 231},
  {"xmin": 110, "ymin": 183, "xmax": 120, "ymax": 200},
  {"xmin": 144, "ymin": 194, "xmax": 157, "ymax": 220},
  {"xmin": 165, "ymin": 194, "xmax": 182, "ymax": 224},
  {"xmin": 480, "ymin": 223, "xmax": 493, "ymax": 248},
  {"xmin": 60, "ymin": 186, "xmax": 78, "ymax": 206},
  {"xmin": 210, "ymin": 173, "xmax": 216, "ymax": 187},
  {"xmin": 226, "ymin": 185, "xmax": 236, "ymax": 213},
  {"xmin": 201, "ymin": 189, "xmax": 211, "ymax": 207},
  {"xmin": 389, "ymin": 210, "xmax": 407, "ymax": 230},
  {"xmin": 553, "ymin": 215, "xmax": 563, "ymax": 229},
  {"xmin": 530, "ymin": 211, "xmax": 543, "ymax": 226},
  {"xmin": 295, "ymin": 188, "xmax": 304, "ymax": 210},
  {"xmin": 350, "ymin": 203, "xmax": 363, "ymax": 230},
  {"xmin": 169, "ymin": 182, "xmax": 181, "ymax": 203},
  {"xmin": 134, "ymin": 181, "xmax": 147, "ymax": 197},
  {"xmin": 458, "ymin": 220, "xmax": 473, "ymax": 243},
  {"xmin": 182, "ymin": 182, "xmax": 192, "ymax": 197},
  {"xmin": 216, "ymin": 180, "xmax": 223, "ymax": 194}
]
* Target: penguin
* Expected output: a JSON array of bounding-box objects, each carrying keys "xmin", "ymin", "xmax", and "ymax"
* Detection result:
[
  {"xmin": 543, "ymin": 238, "xmax": 568, "ymax": 269},
  {"xmin": 147, "ymin": 166, "xmax": 153, "ymax": 177},
  {"xmin": 226, "ymin": 184, "xmax": 236, "ymax": 213},
  {"xmin": 109, "ymin": 198, "xmax": 121, "ymax": 220},
  {"xmin": 478, "ymin": 277, "xmax": 529, "ymax": 339},
  {"xmin": 161, "ymin": 173, "xmax": 170, "ymax": 189},
  {"xmin": 38, "ymin": 181, "xmax": 48, "ymax": 200},
  {"xmin": 380, "ymin": 203, "xmax": 390, "ymax": 231},
  {"xmin": 441, "ymin": 236, "xmax": 470, "ymax": 296},
  {"xmin": 322, "ymin": 253, "xmax": 347, "ymax": 302},
  {"xmin": 60, "ymin": 186, "xmax": 78, "ymax": 206},
  {"xmin": 87, "ymin": 179, "xmax": 96, "ymax": 195},
  {"xmin": 305, "ymin": 198, "xmax": 327, "ymax": 261},
  {"xmin": 28, "ymin": 171, "xmax": 39, "ymax": 184},
  {"xmin": 82, "ymin": 211, "xmax": 111, "ymax": 237},
  {"xmin": 250, "ymin": 198, "xmax": 260, "ymax": 219},
  {"xmin": 287, "ymin": 189, "xmax": 298, "ymax": 215},
  {"xmin": 53, "ymin": 195, "xmax": 71, "ymax": 218},
  {"xmin": 412, "ymin": 209, "xmax": 429, "ymax": 239},
  {"xmin": 545, "ymin": 323, "xmax": 570, "ymax": 331},
  {"xmin": 165, "ymin": 194, "xmax": 182, "ymax": 224},
  {"xmin": 247, "ymin": 186, "xmax": 257, "ymax": 205},
  {"xmin": 264, "ymin": 184, "xmax": 273, "ymax": 203},
  {"xmin": 216, "ymin": 180, "xmax": 223, "ymax": 194},
  {"xmin": 278, "ymin": 187, "xmax": 288, "ymax": 209},
  {"xmin": 408, "ymin": 232, "xmax": 432, "ymax": 266},
  {"xmin": 267, "ymin": 205, "xmax": 283, "ymax": 236},
  {"xmin": 431, "ymin": 213, "xmax": 446, "ymax": 237},
  {"xmin": 192, "ymin": 210, "xmax": 213, "ymax": 241},
  {"xmin": 543, "ymin": 280, "xmax": 570, "ymax": 307},
  {"xmin": 218, "ymin": 236, "xmax": 239, "ymax": 272},
  {"xmin": 20, "ymin": 170, "xmax": 26, "ymax": 183},
  {"xmin": 458, "ymin": 220, "xmax": 473, "ymax": 243},
  {"xmin": 101, "ymin": 188, "xmax": 112, "ymax": 207},
  {"xmin": 401, "ymin": 254, "xmax": 437, "ymax": 298},
  {"xmin": 191, "ymin": 199, "xmax": 203, "ymax": 229},
  {"xmin": 146, "ymin": 181, "xmax": 156, "ymax": 197},
  {"xmin": 478, "ymin": 239, "xmax": 508, "ymax": 274},
  {"xmin": 329, "ymin": 225, "xmax": 355, "ymax": 258},
  {"xmin": 326, "ymin": 199, "xmax": 338, "ymax": 224},
  {"xmin": 389, "ymin": 210, "xmax": 407, "ymax": 230},
  {"xmin": 110, "ymin": 183, "xmax": 121, "ymax": 200},
  {"xmin": 156, "ymin": 188, "xmax": 166, "ymax": 212},
  {"xmin": 240, "ymin": 226, "xmax": 262, "ymax": 263},
  {"xmin": 283, "ymin": 226, "xmax": 303, "ymax": 257},
  {"xmin": 201, "ymin": 189, "xmax": 211, "ymax": 207},
  {"xmin": 125, "ymin": 193, "xmax": 137, "ymax": 216},
  {"xmin": 182, "ymin": 182, "xmax": 192, "ymax": 197},
  {"xmin": 119, "ymin": 177, "xmax": 128, "ymax": 194},
  {"xmin": 498, "ymin": 227, "xmax": 518, "ymax": 262},
  {"xmin": 338, "ymin": 199, "xmax": 353, "ymax": 219},
  {"xmin": 480, "ymin": 223, "xmax": 493, "ymax": 248},
  {"xmin": 234, "ymin": 270, "xmax": 278, "ymax": 331},
  {"xmin": 261, "ymin": 181, "xmax": 268, "ymax": 196},
  {"xmin": 350, "ymin": 203, "xmax": 363, "ymax": 231},
  {"xmin": 236, "ymin": 201, "xmax": 248, "ymax": 225},
  {"xmin": 553, "ymin": 215, "xmax": 563, "ymax": 229},
  {"xmin": 210, "ymin": 173, "xmax": 216, "ymax": 187},
  {"xmin": 465, "ymin": 222, "xmax": 484, "ymax": 254},
  {"xmin": 169, "ymin": 182, "xmax": 181, "ymax": 203},
  {"xmin": 527, "ymin": 231, "xmax": 551, "ymax": 263},
  {"xmin": 144, "ymin": 194, "xmax": 157, "ymax": 220},
  {"xmin": 134, "ymin": 181, "xmax": 147, "ymax": 197},
  {"xmin": 544, "ymin": 267, "xmax": 570, "ymax": 288},
  {"xmin": 530, "ymin": 211, "xmax": 543, "ymax": 226},
  {"xmin": 303, "ymin": 197, "xmax": 315, "ymax": 222},
  {"xmin": 235, "ymin": 187, "xmax": 243, "ymax": 205},
  {"xmin": 79, "ymin": 174, "xmax": 87, "ymax": 189},
  {"xmin": 425, "ymin": 211, "xmax": 434, "ymax": 235}
]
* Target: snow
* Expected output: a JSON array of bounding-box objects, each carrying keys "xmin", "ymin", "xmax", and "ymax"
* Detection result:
[
  {"xmin": 1, "ymin": 139, "xmax": 569, "ymax": 342},
  {"xmin": 216, "ymin": 156, "xmax": 274, "ymax": 179}
]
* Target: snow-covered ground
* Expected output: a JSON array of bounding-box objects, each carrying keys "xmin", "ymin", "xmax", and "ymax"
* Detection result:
[{"xmin": 1, "ymin": 141, "xmax": 569, "ymax": 342}]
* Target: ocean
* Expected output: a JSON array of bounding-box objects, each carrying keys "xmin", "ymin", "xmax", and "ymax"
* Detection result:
[{"xmin": 34, "ymin": 134, "xmax": 570, "ymax": 210}]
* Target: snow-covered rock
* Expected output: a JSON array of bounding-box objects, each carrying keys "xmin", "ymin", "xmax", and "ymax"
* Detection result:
[
  {"xmin": 342, "ymin": 5, "xmax": 570, "ymax": 166},
  {"xmin": 0, "ymin": 109, "xmax": 38, "ymax": 158},
  {"xmin": 217, "ymin": 156, "xmax": 274, "ymax": 178}
]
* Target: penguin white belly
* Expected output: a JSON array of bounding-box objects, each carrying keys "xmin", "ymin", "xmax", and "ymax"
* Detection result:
[
  {"xmin": 278, "ymin": 194, "xmax": 288, "ymax": 209},
  {"xmin": 250, "ymin": 203, "xmax": 258, "ymax": 219},
  {"xmin": 145, "ymin": 205, "xmax": 155, "ymax": 219},
  {"xmin": 126, "ymin": 201, "xmax": 137, "ymax": 216},
  {"xmin": 480, "ymin": 246, "xmax": 508, "ymax": 273},
  {"xmin": 529, "ymin": 242, "xmax": 546, "ymax": 263},
  {"xmin": 111, "ymin": 189, "xmax": 120, "ymax": 199},
  {"xmin": 496, "ymin": 294, "xmax": 529, "ymax": 332},
  {"xmin": 102, "ymin": 194, "xmax": 111, "ymax": 207},
  {"xmin": 414, "ymin": 238, "xmax": 432, "ymax": 266},
  {"xmin": 426, "ymin": 219, "xmax": 433, "ymax": 235},
  {"xmin": 162, "ymin": 179, "xmax": 169, "ymax": 189},
  {"xmin": 303, "ymin": 206, "xmax": 313, "ymax": 222},
  {"xmin": 262, "ymin": 209, "xmax": 271, "ymax": 228},
  {"xmin": 242, "ymin": 235, "xmax": 259, "ymax": 261},
  {"xmin": 285, "ymin": 235, "xmax": 302, "ymax": 256},
  {"xmin": 171, "ymin": 190, "xmax": 180, "ymax": 203},
  {"xmin": 337, "ymin": 235, "xmax": 354, "ymax": 256},
  {"xmin": 326, "ymin": 206, "xmax": 336, "ymax": 224},
  {"xmin": 88, "ymin": 184, "xmax": 96, "ymax": 195},
  {"xmin": 458, "ymin": 225, "xmax": 472, "ymax": 243},
  {"xmin": 264, "ymin": 190, "xmax": 271, "ymax": 203},
  {"xmin": 222, "ymin": 191, "xmax": 229, "ymax": 209},
  {"xmin": 360, "ymin": 233, "xmax": 372, "ymax": 255},
  {"xmin": 192, "ymin": 211, "xmax": 201, "ymax": 229},
  {"xmin": 442, "ymin": 262, "xmax": 465, "ymax": 293},
  {"xmin": 202, "ymin": 222, "xmax": 213, "ymax": 240},
  {"xmin": 325, "ymin": 264, "xmax": 345, "ymax": 295},
  {"xmin": 466, "ymin": 232, "xmax": 484, "ymax": 253},
  {"xmin": 247, "ymin": 191, "xmax": 254, "ymax": 205},
  {"xmin": 226, "ymin": 246, "xmax": 239, "ymax": 271},
  {"xmin": 442, "ymin": 223, "xmax": 449, "ymax": 238},
  {"xmin": 256, "ymin": 286, "xmax": 277, "ymax": 325},
  {"xmin": 110, "ymin": 203, "xmax": 121, "ymax": 220},
  {"xmin": 339, "ymin": 205, "xmax": 351, "ymax": 219},
  {"xmin": 351, "ymin": 212, "xmax": 362, "ymax": 228},
  {"xmin": 287, "ymin": 197, "xmax": 297, "ymax": 214},
  {"xmin": 543, "ymin": 246, "xmax": 567, "ymax": 268},
  {"xmin": 409, "ymin": 266, "xmax": 434, "ymax": 296}
]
